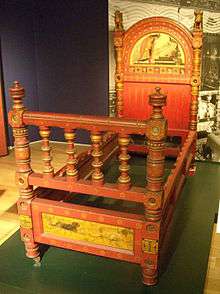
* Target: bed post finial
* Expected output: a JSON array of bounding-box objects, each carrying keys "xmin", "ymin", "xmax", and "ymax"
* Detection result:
[
  {"xmin": 149, "ymin": 87, "xmax": 167, "ymax": 119},
  {"xmin": 142, "ymin": 87, "xmax": 167, "ymax": 286},
  {"xmin": 114, "ymin": 11, "xmax": 124, "ymax": 118},
  {"xmin": 9, "ymin": 81, "xmax": 25, "ymax": 111},
  {"xmin": 194, "ymin": 9, "xmax": 203, "ymax": 31},
  {"xmin": 8, "ymin": 81, "xmax": 26, "ymax": 129},
  {"xmin": 115, "ymin": 10, "xmax": 124, "ymax": 31}
]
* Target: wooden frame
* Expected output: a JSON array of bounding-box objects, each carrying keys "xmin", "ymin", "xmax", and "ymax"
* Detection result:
[{"xmin": 8, "ymin": 10, "xmax": 203, "ymax": 287}]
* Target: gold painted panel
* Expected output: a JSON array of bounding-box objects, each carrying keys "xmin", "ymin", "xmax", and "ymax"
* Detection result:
[
  {"xmin": 42, "ymin": 213, "xmax": 134, "ymax": 252},
  {"xmin": 130, "ymin": 32, "xmax": 185, "ymax": 67},
  {"xmin": 142, "ymin": 239, "xmax": 158, "ymax": 254},
  {"xmin": 19, "ymin": 215, "xmax": 32, "ymax": 229}
]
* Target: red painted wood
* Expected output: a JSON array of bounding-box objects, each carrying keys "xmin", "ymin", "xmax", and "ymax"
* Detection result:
[
  {"xmin": 22, "ymin": 111, "xmax": 148, "ymax": 135},
  {"xmin": 29, "ymin": 174, "xmax": 146, "ymax": 203},
  {"xmin": 123, "ymin": 83, "xmax": 191, "ymax": 130},
  {"xmin": 163, "ymin": 130, "xmax": 196, "ymax": 207}
]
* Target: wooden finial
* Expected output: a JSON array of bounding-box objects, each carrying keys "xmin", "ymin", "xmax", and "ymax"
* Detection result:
[
  {"xmin": 149, "ymin": 87, "xmax": 167, "ymax": 119},
  {"xmin": 194, "ymin": 10, "xmax": 203, "ymax": 31},
  {"xmin": 115, "ymin": 10, "xmax": 123, "ymax": 31},
  {"xmin": 9, "ymin": 81, "xmax": 25, "ymax": 110},
  {"xmin": 149, "ymin": 87, "xmax": 166, "ymax": 107}
]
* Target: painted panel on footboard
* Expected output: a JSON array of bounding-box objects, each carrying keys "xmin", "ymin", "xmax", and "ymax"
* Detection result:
[{"xmin": 32, "ymin": 198, "xmax": 145, "ymax": 264}]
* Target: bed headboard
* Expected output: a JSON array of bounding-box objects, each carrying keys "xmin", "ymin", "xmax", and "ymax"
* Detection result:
[{"xmin": 113, "ymin": 10, "xmax": 203, "ymax": 133}]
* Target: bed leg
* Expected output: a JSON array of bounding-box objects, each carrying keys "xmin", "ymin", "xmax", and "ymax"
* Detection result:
[
  {"xmin": 141, "ymin": 221, "xmax": 160, "ymax": 286},
  {"xmin": 188, "ymin": 164, "xmax": 196, "ymax": 176},
  {"xmin": 33, "ymin": 256, "xmax": 41, "ymax": 267},
  {"xmin": 142, "ymin": 262, "xmax": 158, "ymax": 286},
  {"xmin": 188, "ymin": 139, "xmax": 197, "ymax": 176},
  {"xmin": 23, "ymin": 239, "xmax": 41, "ymax": 266},
  {"xmin": 19, "ymin": 217, "xmax": 41, "ymax": 265}
]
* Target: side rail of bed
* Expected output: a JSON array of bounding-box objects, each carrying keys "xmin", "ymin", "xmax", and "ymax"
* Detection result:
[{"xmin": 161, "ymin": 130, "xmax": 196, "ymax": 244}]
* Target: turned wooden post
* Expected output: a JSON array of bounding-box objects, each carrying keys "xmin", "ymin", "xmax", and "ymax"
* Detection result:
[
  {"xmin": 118, "ymin": 134, "xmax": 131, "ymax": 190},
  {"xmin": 189, "ymin": 10, "xmax": 203, "ymax": 175},
  {"xmin": 39, "ymin": 126, "xmax": 54, "ymax": 177},
  {"xmin": 142, "ymin": 87, "xmax": 167, "ymax": 286},
  {"xmin": 91, "ymin": 132, "xmax": 104, "ymax": 185},
  {"xmin": 64, "ymin": 129, "xmax": 78, "ymax": 180},
  {"xmin": 8, "ymin": 81, "xmax": 40, "ymax": 264},
  {"xmin": 113, "ymin": 10, "xmax": 124, "ymax": 118}
]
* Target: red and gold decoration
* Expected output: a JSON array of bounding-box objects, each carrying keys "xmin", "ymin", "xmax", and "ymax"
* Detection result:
[{"xmin": 8, "ymin": 10, "xmax": 202, "ymax": 287}]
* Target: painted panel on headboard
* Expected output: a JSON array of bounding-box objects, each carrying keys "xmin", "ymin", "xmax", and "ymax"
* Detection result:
[
  {"xmin": 130, "ymin": 32, "xmax": 185, "ymax": 72},
  {"xmin": 123, "ymin": 17, "xmax": 193, "ymax": 83}
]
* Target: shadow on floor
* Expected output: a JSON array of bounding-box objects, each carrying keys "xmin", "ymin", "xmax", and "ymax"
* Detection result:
[
  {"xmin": 6, "ymin": 203, "xmax": 18, "ymax": 214},
  {"xmin": 0, "ymin": 190, "xmax": 5, "ymax": 197}
]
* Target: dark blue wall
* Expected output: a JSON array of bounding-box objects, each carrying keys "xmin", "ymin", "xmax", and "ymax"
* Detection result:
[
  {"xmin": 1, "ymin": 0, "xmax": 108, "ymax": 144},
  {"xmin": 0, "ymin": 1, "xmax": 39, "ymax": 142},
  {"xmin": 35, "ymin": 1, "xmax": 109, "ymax": 116}
]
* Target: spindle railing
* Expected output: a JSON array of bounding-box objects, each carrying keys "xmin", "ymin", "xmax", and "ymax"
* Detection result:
[{"xmin": 9, "ymin": 82, "xmax": 167, "ymax": 197}]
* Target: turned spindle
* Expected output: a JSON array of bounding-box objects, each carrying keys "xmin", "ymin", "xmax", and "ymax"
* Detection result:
[
  {"xmin": 91, "ymin": 132, "xmax": 104, "ymax": 185},
  {"xmin": 118, "ymin": 134, "xmax": 131, "ymax": 190},
  {"xmin": 64, "ymin": 129, "xmax": 78, "ymax": 180},
  {"xmin": 39, "ymin": 126, "xmax": 54, "ymax": 177}
]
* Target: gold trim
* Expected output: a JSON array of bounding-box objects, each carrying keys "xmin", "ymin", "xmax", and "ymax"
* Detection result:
[
  {"xmin": 19, "ymin": 215, "xmax": 32, "ymax": 229},
  {"xmin": 42, "ymin": 213, "xmax": 134, "ymax": 252},
  {"xmin": 142, "ymin": 239, "xmax": 158, "ymax": 254}
]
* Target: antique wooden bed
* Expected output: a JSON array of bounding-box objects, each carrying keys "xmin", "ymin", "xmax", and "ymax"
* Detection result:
[{"xmin": 9, "ymin": 10, "xmax": 203, "ymax": 286}]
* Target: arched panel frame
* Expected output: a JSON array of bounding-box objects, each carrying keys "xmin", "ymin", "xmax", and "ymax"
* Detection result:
[{"xmin": 122, "ymin": 17, "xmax": 193, "ymax": 84}]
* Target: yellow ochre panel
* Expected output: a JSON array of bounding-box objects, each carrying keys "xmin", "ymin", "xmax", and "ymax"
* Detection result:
[
  {"xmin": 19, "ymin": 215, "xmax": 32, "ymax": 229},
  {"xmin": 42, "ymin": 213, "xmax": 134, "ymax": 252},
  {"xmin": 130, "ymin": 32, "xmax": 185, "ymax": 67}
]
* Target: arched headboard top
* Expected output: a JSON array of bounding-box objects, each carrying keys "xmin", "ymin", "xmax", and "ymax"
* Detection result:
[{"xmin": 123, "ymin": 17, "xmax": 193, "ymax": 84}]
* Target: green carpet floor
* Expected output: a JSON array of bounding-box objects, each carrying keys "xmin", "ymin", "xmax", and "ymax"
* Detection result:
[{"xmin": 0, "ymin": 161, "xmax": 219, "ymax": 294}]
